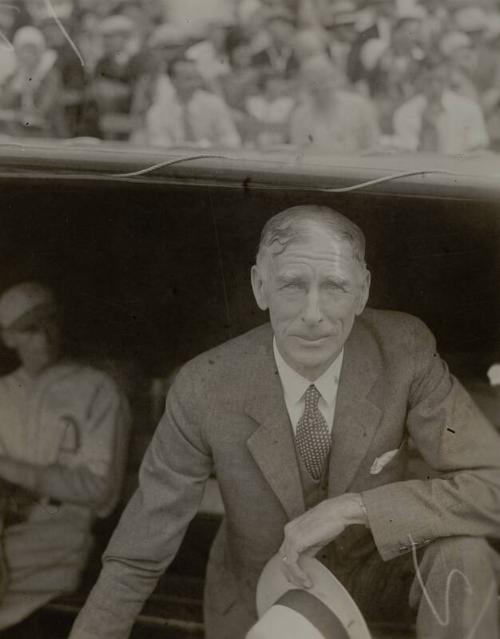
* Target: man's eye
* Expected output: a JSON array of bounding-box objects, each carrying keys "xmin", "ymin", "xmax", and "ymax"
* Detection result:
[
  {"xmin": 282, "ymin": 282, "xmax": 302, "ymax": 291},
  {"xmin": 325, "ymin": 282, "xmax": 343, "ymax": 291}
]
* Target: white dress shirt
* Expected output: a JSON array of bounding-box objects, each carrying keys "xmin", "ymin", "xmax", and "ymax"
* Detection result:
[
  {"xmin": 273, "ymin": 338, "xmax": 344, "ymax": 434},
  {"xmin": 393, "ymin": 89, "xmax": 489, "ymax": 155}
]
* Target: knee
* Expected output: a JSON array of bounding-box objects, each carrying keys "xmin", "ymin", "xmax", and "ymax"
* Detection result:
[
  {"xmin": 422, "ymin": 536, "xmax": 495, "ymax": 575},
  {"xmin": 409, "ymin": 537, "xmax": 498, "ymax": 609}
]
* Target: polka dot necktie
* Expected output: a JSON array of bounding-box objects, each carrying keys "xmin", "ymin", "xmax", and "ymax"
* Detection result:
[{"xmin": 295, "ymin": 384, "xmax": 331, "ymax": 481}]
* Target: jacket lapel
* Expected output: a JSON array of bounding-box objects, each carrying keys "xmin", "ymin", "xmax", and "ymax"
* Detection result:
[
  {"xmin": 245, "ymin": 335, "xmax": 305, "ymax": 521},
  {"xmin": 328, "ymin": 320, "xmax": 382, "ymax": 497}
]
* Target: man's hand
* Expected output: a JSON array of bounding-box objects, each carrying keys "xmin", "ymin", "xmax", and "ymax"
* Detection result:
[{"xmin": 279, "ymin": 493, "xmax": 369, "ymax": 588}]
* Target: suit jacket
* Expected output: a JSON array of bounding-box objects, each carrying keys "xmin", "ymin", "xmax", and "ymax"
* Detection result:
[{"xmin": 70, "ymin": 309, "xmax": 500, "ymax": 639}]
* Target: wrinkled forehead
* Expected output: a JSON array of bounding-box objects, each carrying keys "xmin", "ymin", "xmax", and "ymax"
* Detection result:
[{"xmin": 265, "ymin": 226, "xmax": 363, "ymax": 274}]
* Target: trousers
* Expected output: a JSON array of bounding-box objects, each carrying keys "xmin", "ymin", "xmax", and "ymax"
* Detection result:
[{"xmin": 333, "ymin": 535, "xmax": 500, "ymax": 639}]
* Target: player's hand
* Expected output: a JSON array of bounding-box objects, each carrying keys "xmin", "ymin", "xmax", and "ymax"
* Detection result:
[{"xmin": 278, "ymin": 493, "xmax": 369, "ymax": 588}]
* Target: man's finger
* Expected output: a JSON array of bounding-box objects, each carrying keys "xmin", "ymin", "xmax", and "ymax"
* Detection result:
[{"xmin": 279, "ymin": 550, "xmax": 313, "ymax": 588}]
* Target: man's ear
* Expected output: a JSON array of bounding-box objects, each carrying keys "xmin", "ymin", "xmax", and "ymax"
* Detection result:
[
  {"xmin": 355, "ymin": 269, "xmax": 371, "ymax": 315},
  {"xmin": 251, "ymin": 265, "xmax": 269, "ymax": 311}
]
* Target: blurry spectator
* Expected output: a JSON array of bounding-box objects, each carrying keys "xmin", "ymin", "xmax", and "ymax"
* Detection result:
[
  {"xmin": 452, "ymin": 6, "xmax": 488, "ymax": 47},
  {"xmin": 245, "ymin": 69, "xmax": 295, "ymax": 145},
  {"xmin": 292, "ymin": 27, "xmax": 328, "ymax": 64},
  {"xmin": 0, "ymin": 26, "xmax": 66, "ymax": 137},
  {"xmin": 290, "ymin": 55, "xmax": 379, "ymax": 152},
  {"xmin": 479, "ymin": 17, "xmax": 500, "ymax": 150},
  {"xmin": 75, "ymin": 10, "xmax": 103, "ymax": 72},
  {"xmin": 441, "ymin": 31, "xmax": 480, "ymax": 102},
  {"xmin": 144, "ymin": 56, "xmax": 241, "ymax": 148},
  {"xmin": 417, "ymin": 0, "xmax": 450, "ymax": 49},
  {"xmin": 0, "ymin": 4, "xmax": 17, "ymax": 86},
  {"xmin": 369, "ymin": 6, "xmax": 426, "ymax": 132},
  {"xmin": 129, "ymin": 23, "xmax": 196, "ymax": 143},
  {"xmin": 392, "ymin": 55, "xmax": 489, "ymax": 154},
  {"xmin": 321, "ymin": 1, "xmax": 359, "ymax": 76},
  {"xmin": 114, "ymin": 0, "xmax": 156, "ymax": 50},
  {"xmin": 0, "ymin": 282, "xmax": 130, "ymax": 632},
  {"xmin": 221, "ymin": 26, "xmax": 259, "ymax": 111},
  {"xmin": 162, "ymin": 0, "xmax": 235, "ymax": 32},
  {"xmin": 93, "ymin": 15, "xmax": 145, "ymax": 139},
  {"xmin": 346, "ymin": 0, "xmax": 395, "ymax": 88},
  {"xmin": 252, "ymin": 8, "xmax": 300, "ymax": 77},
  {"xmin": 0, "ymin": 1, "xmax": 34, "ymax": 86},
  {"xmin": 186, "ymin": 19, "xmax": 232, "ymax": 94},
  {"xmin": 39, "ymin": 15, "xmax": 99, "ymax": 137}
]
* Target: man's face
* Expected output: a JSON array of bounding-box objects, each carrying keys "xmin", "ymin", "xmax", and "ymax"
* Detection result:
[
  {"xmin": 103, "ymin": 32, "xmax": 130, "ymax": 56},
  {"xmin": 15, "ymin": 44, "xmax": 41, "ymax": 72},
  {"xmin": 3, "ymin": 311, "xmax": 62, "ymax": 377},
  {"xmin": 267, "ymin": 18, "xmax": 295, "ymax": 47},
  {"xmin": 395, "ymin": 19, "xmax": 423, "ymax": 49},
  {"xmin": 421, "ymin": 66, "xmax": 447, "ymax": 101},
  {"xmin": 171, "ymin": 61, "xmax": 203, "ymax": 101},
  {"xmin": 252, "ymin": 226, "xmax": 370, "ymax": 380},
  {"xmin": 330, "ymin": 24, "xmax": 357, "ymax": 44},
  {"xmin": 301, "ymin": 59, "xmax": 342, "ymax": 104}
]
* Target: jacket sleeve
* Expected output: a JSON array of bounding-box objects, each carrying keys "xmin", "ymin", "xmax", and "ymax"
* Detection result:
[
  {"xmin": 69, "ymin": 365, "xmax": 213, "ymax": 639},
  {"xmin": 361, "ymin": 318, "xmax": 500, "ymax": 561}
]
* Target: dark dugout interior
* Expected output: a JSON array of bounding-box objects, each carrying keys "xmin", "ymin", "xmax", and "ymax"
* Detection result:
[
  {"xmin": 1, "ymin": 176, "xmax": 499, "ymax": 637},
  {"xmin": 0, "ymin": 180, "xmax": 498, "ymax": 381}
]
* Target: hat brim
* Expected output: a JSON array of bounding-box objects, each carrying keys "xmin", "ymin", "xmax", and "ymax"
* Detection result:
[
  {"xmin": 256, "ymin": 555, "xmax": 371, "ymax": 639},
  {"xmin": 6, "ymin": 302, "xmax": 59, "ymax": 333}
]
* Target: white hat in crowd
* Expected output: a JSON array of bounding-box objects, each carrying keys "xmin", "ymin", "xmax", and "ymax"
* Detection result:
[
  {"xmin": 12, "ymin": 26, "xmax": 46, "ymax": 51},
  {"xmin": 440, "ymin": 30, "xmax": 472, "ymax": 57},
  {"xmin": 99, "ymin": 15, "xmax": 135, "ymax": 37},
  {"xmin": 246, "ymin": 554, "xmax": 372, "ymax": 639}
]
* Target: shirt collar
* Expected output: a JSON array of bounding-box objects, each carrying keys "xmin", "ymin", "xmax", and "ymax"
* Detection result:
[{"xmin": 273, "ymin": 337, "xmax": 344, "ymax": 407}]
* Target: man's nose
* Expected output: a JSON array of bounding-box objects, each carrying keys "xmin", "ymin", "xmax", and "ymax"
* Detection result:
[{"xmin": 301, "ymin": 288, "xmax": 323, "ymax": 324}]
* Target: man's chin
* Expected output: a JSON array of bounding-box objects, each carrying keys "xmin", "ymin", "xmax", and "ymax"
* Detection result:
[{"xmin": 287, "ymin": 348, "xmax": 339, "ymax": 377}]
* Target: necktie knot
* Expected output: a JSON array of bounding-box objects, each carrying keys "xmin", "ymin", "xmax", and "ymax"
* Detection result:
[{"xmin": 304, "ymin": 384, "xmax": 321, "ymax": 408}]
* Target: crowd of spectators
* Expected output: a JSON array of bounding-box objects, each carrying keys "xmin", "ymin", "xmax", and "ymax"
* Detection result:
[{"xmin": 0, "ymin": 0, "xmax": 499, "ymax": 155}]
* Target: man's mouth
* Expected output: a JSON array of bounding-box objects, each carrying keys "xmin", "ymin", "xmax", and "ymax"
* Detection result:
[{"xmin": 294, "ymin": 335, "xmax": 330, "ymax": 343}]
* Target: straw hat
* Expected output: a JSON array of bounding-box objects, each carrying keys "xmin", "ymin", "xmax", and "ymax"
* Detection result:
[{"xmin": 246, "ymin": 554, "xmax": 372, "ymax": 639}]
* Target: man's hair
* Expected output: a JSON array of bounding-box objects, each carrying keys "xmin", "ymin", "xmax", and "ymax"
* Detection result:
[{"xmin": 256, "ymin": 205, "xmax": 367, "ymax": 270}]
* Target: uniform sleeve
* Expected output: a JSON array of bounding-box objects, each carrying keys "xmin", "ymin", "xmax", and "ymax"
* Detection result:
[
  {"xmin": 362, "ymin": 319, "xmax": 500, "ymax": 561},
  {"xmin": 69, "ymin": 365, "xmax": 213, "ymax": 639},
  {"xmin": 0, "ymin": 374, "xmax": 131, "ymax": 515}
]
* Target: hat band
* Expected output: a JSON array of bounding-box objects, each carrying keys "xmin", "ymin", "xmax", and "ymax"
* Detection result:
[{"xmin": 275, "ymin": 589, "xmax": 350, "ymax": 639}]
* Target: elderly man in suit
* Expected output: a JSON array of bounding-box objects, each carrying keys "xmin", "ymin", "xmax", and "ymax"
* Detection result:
[{"xmin": 70, "ymin": 205, "xmax": 500, "ymax": 639}]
